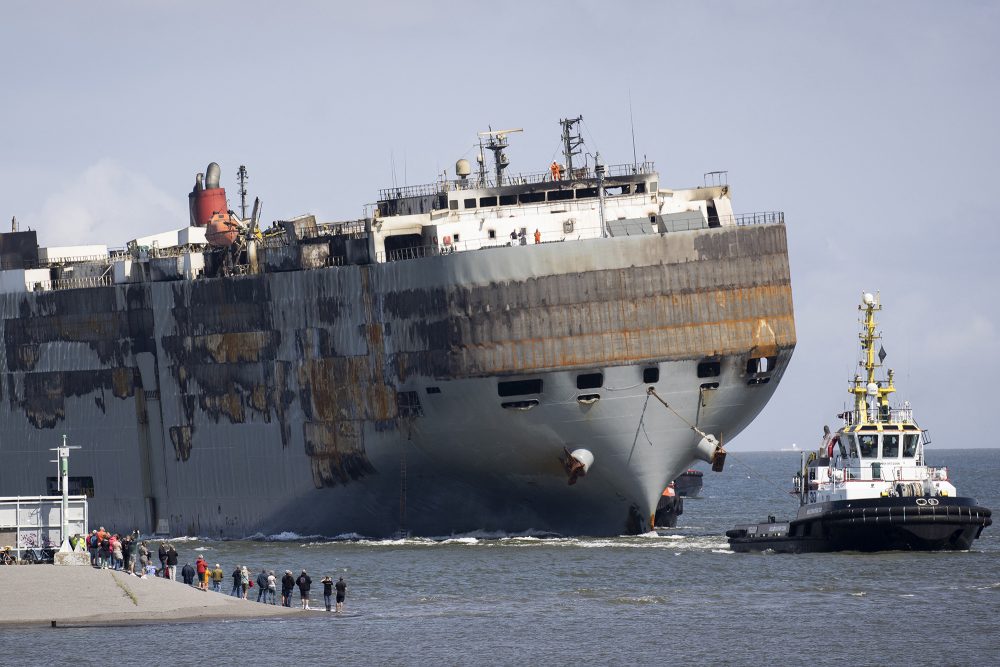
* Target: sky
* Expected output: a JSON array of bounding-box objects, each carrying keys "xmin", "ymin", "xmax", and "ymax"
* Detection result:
[{"xmin": 1, "ymin": 1, "xmax": 998, "ymax": 452}]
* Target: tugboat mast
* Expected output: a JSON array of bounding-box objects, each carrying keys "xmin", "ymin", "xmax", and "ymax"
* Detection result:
[{"xmin": 850, "ymin": 292, "xmax": 896, "ymax": 425}]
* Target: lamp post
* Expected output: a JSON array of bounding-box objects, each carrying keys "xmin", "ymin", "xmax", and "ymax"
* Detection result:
[{"xmin": 50, "ymin": 435, "xmax": 79, "ymax": 549}]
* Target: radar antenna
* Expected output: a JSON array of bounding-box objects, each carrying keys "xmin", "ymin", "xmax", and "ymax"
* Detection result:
[
  {"xmin": 559, "ymin": 116, "xmax": 584, "ymax": 179},
  {"xmin": 236, "ymin": 165, "xmax": 249, "ymax": 220},
  {"xmin": 477, "ymin": 127, "xmax": 523, "ymax": 186}
]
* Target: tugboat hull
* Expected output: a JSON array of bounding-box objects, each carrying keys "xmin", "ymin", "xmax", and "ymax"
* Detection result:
[{"xmin": 727, "ymin": 497, "xmax": 992, "ymax": 553}]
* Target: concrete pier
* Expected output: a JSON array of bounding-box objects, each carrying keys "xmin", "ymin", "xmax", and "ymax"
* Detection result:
[{"xmin": 0, "ymin": 565, "xmax": 301, "ymax": 627}]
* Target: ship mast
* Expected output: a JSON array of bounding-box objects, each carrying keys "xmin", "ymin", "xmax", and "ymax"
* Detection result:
[
  {"xmin": 236, "ymin": 165, "xmax": 249, "ymax": 220},
  {"xmin": 477, "ymin": 127, "xmax": 523, "ymax": 187},
  {"xmin": 850, "ymin": 292, "xmax": 895, "ymax": 424},
  {"xmin": 559, "ymin": 116, "xmax": 584, "ymax": 179}
]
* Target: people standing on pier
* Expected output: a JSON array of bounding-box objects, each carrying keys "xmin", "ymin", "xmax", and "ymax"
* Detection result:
[
  {"xmin": 158, "ymin": 542, "xmax": 168, "ymax": 574},
  {"xmin": 98, "ymin": 534, "xmax": 111, "ymax": 569},
  {"xmin": 321, "ymin": 576, "xmax": 333, "ymax": 611},
  {"xmin": 281, "ymin": 570, "xmax": 294, "ymax": 607},
  {"xmin": 256, "ymin": 568, "xmax": 269, "ymax": 602},
  {"xmin": 240, "ymin": 565, "xmax": 250, "ymax": 599},
  {"xmin": 196, "ymin": 555, "xmax": 208, "ymax": 591},
  {"xmin": 181, "ymin": 562, "xmax": 195, "ymax": 586},
  {"xmin": 211, "ymin": 563, "xmax": 224, "ymax": 592},
  {"xmin": 138, "ymin": 541, "xmax": 150, "ymax": 570},
  {"xmin": 111, "ymin": 535, "xmax": 123, "ymax": 570},
  {"xmin": 230, "ymin": 566, "xmax": 242, "ymax": 597},
  {"xmin": 166, "ymin": 544, "xmax": 179, "ymax": 581},
  {"xmin": 267, "ymin": 570, "xmax": 277, "ymax": 604},
  {"xmin": 88, "ymin": 530, "xmax": 98, "ymax": 566},
  {"xmin": 335, "ymin": 576, "xmax": 346, "ymax": 613},
  {"xmin": 296, "ymin": 570, "xmax": 312, "ymax": 610}
]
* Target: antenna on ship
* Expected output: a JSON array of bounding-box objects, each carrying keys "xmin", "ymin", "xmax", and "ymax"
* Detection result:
[
  {"xmin": 559, "ymin": 116, "xmax": 584, "ymax": 179},
  {"xmin": 478, "ymin": 127, "xmax": 522, "ymax": 187},
  {"xmin": 236, "ymin": 165, "xmax": 249, "ymax": 220}
]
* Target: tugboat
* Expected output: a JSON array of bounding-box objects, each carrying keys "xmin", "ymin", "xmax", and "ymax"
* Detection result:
[
  {"xmin": 727, "ymin": 292, "xmax": 992, "ymax": 553},
  {"xmin": 653, "ymin": 484, "xmax": 683, "ymax": 528},
  {"xmin": 673, "ymin": 469, "xmax": 704, "ymax": 498}
]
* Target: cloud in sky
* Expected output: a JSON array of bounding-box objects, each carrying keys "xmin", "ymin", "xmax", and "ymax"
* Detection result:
[{"xmin": 31, "ymin": 159, "xmax": 186, "ymax": 248}]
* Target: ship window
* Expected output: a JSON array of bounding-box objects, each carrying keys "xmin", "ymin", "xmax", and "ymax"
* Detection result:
[
  {"xmin": 576, "ymin": 373, "xmax": 603, "ymax": 390},
  {"xmin": 488, "ymin": 229, "xmax": 496, "ymax": 239},
  {"xmin": 548, "ymin": 190, "xmax": 573, "ymax": 202},
  {"xmin": 480, "ymin": 196, "xmax": 497, "ymax": 207},
  {"xmin": 697, "ymin": 361, "xmax": 721, "ymax": 378},
  {"xmin": 575, "ymin": 187, "xmax": 598, "ymax": 199},
  {"xmin": 882, "ymin": 434, "xmax": 899, "ymax": 457},
  {"xmin": 500, "ymin": 194, "xmax": 517, "ymax": 206},
  {"xmin": 858, "ymin": 433, "xmax": 878, "ymax": 458},
  {"xmin": 650, "ymin": 181, "xmax": 658, "ymax": 192},
  {"xmin": 903, "ymin": 434, "xmax": 919, "ymax": 457},
  {"xmin": 635, "ymin": 183, "xmax": 646, "ymax": 194},
  {"xmin": 643, "ymin": 367, "xmax": 659, "ymax": 383},
  {"xmin": 425, "ymin": 387, "xmax": 441, "ymax": 394},
  {"xmin": 845, "ymin": 434, "xmax": 858, "ymax": 458},
  {"xmin": 46, "ymin": 476, "xmax": 95, "ymax": 498},
  {"xmin": 449, "ymin": 200, "xmax": 458, "ymax": 210},
  {"xmin": 746, "ymin": 356, "xmax": 777, "ymax": 374},
  {"xmin": 518, "ymin": 192, "xmax": 545, "ymax": 204},
  {"xmin": 453, "ymin": 233, "xmax": 460, "ymax": 242},
  {"xmin": 464, "ymin": 198, "xmax": 476, "ymax": 209},
  {"xmin": 498, "ymin": 379, "xmax": 543, "ymax": 397}
]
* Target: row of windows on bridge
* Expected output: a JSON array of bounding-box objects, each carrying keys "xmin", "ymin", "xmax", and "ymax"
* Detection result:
[{"xmin": 450, "ymin": 182, "xmax": 649, "ymax": 210}]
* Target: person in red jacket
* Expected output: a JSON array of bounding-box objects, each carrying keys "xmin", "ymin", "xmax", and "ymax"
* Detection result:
[{"xmin": 195, "ymin": 555, "xmax": 208, "ymax": 591}]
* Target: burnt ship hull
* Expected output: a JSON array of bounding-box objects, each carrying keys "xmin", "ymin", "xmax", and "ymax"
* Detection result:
[
  {"xmin": 727, "ymin": 497, "xmax": 993, "ymax": 553},
  {"xmin": 1, "ymin": 224, "xmax": 795, "ymax": 537}
]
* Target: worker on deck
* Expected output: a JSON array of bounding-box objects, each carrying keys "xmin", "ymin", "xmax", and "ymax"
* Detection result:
[{"xmin": 550, "ymin": 161, "xmax": 562, "ymax": 181}]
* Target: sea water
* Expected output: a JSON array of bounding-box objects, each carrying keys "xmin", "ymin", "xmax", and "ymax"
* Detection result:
[{"xmin": 2, "ymin": 449, "xmax": 997, "ymax": 666}]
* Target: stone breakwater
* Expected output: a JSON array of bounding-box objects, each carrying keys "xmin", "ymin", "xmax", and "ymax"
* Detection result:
[{"xmin": 0, "ymin": 566, "xmax": 302, "ymax": 627}]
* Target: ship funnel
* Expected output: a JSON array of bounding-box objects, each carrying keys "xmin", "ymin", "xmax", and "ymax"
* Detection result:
[
  {"xmin": 205, "ymin": 162, "xmax": 222, "ymax": 189},
  {"xmin": 189, "ymin": 161, "xmax": 229, "ymax": 227}
]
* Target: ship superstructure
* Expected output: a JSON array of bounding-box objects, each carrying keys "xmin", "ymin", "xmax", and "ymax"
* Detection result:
[{"xmin": 0, "ymin": 118, "xmax": 795, "ymax": 538}]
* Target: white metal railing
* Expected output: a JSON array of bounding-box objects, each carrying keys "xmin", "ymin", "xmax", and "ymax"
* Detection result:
[{"xmin": 29, "ymin": 275, "xmax": 114, "ymax": 292}]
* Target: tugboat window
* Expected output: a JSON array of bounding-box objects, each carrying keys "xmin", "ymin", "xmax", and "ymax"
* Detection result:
[
  {"xmin": 882, "ymin": 434, "xmax": 899, "ymax": 457},
  {"xmin": 845, "ymin": 434, "xmax": 858, "ymax": 458},
  {"xmin": 858, "ymin": 433, "xmax": 878, "ymax": 458},
  {"xmin": 902, "ymin": 434, "xmax": 920, "ymax": 457}
]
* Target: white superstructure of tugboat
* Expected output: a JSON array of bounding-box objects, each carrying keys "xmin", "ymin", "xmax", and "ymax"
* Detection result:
[{"xmin": 727, "ymin": 292, "xmax": 991, "ymax": 552}]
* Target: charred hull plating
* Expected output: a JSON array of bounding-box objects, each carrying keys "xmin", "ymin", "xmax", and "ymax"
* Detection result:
[{"xmin": 0, "ymin": 224, "xmax": 794, "ymax": 538}]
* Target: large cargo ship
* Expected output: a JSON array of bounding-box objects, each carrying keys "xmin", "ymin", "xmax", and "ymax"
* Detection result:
[{"xmin": 0, "ymin": 117, "xmax": 795, "ymax": 538}]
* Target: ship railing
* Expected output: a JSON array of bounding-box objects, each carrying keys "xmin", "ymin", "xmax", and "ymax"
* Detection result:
[
  {"xmin": 29, "ymin": 275, "xmax": 114, "ymax": 292},
  {"xmin": 375, "ymin": 211, "xmax": 784, "ymax": 263},
  {"xmin": 377, "ymin": 162, "xmax": 657, "ymax": 200},
  {"xmin": 840, "ymin": 407, "xmax": 915, "ymax": 426},
  {"xmin": 24, "ymin": 253, "xmax": 112, "ymax": 268}
]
